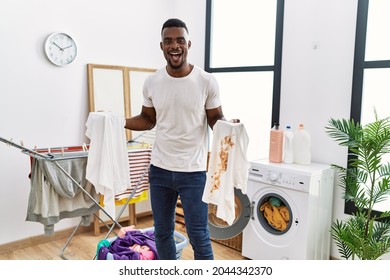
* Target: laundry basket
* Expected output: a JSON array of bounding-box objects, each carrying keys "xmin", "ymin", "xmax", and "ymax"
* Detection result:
[{"xmin": 96, "ymin": 227, "xmax": 188, "ymax": 260}]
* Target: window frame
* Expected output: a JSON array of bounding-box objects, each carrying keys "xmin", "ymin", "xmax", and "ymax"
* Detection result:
[
  {"xmin": 347, "ymin": 0, "xmax": 390, "ymax": 216},
  {"xmin": 204, "ymin": 0, "xmax": 285, "ymax": 127}
]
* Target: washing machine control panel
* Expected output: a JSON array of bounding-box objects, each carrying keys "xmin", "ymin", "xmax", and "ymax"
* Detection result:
[{"xmin": 249, "ymin": 164, "xmax": 311, "ymax": 193}]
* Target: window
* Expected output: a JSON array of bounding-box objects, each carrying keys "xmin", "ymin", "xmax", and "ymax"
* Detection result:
[
  {"xmin": 205, "ymin": 0, "xmax": 284, "ymax": 160},
  {"xmin": 348, "ymin": 0, "xmax": 390, "ymax": 214}
]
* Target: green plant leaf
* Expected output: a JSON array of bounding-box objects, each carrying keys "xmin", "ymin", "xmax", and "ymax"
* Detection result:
[{"xmin": 326, "ymin": 112, "xmax": 390, "ymax": 260}]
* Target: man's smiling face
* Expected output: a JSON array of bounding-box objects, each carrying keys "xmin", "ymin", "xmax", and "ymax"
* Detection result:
[{"xmin": 160, "ymin": 27, "xmax": 191, "ymax": 73}]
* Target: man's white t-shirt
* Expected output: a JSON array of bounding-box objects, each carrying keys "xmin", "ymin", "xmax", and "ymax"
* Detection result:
[{"xmin": 143, "ymin": 65, "xmax": 221, "ymax": 172}]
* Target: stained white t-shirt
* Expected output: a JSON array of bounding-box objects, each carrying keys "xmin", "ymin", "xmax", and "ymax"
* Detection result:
[
  {"xmin": 143, "ymin": 65, "xmax": 221, "ymax": 172},
  {"xmin": 202, "ymin": 120, "xmax": 250, "ymax": 225}
]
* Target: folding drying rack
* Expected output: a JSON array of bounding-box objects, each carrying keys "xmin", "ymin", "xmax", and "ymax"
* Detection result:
[{"xmin": 0, "ymin": 136, "xmax": 150, "ymax": 260}]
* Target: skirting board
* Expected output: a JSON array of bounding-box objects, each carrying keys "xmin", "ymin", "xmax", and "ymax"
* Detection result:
[{"xmin": 0, "ymin": 211, "xmax": 152, "ymax": 255}]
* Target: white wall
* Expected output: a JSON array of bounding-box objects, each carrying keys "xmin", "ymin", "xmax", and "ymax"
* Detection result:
[
  {"xmin": 280, "ymin": 0, "xmax": 388, "ymax": 260},
  {"xmin": 1, "ymin": 0, "xmax": 388, "ymax": 260},
  {"xmin": 280, "ymin": 0, "xmax": 358, "ymax": 259},
  {"xmin": 0, "ymin": 0, "xmax": 206, "ymax": 245}
]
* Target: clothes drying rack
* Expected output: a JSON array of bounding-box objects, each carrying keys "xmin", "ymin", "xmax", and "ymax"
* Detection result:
[{"xmin": 0, "ymin": 136, "xmax": 150, "ymax": 260}]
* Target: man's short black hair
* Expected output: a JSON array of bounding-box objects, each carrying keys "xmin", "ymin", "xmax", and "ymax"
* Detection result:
[{"xmin": 161, "ymin": 18, "xmax": 189, "ymax": 34}]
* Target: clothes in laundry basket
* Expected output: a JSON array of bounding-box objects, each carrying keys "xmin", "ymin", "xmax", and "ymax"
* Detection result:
[{"xmin": 97, "ymin": 230, "xmax": 159, "ymax": 260}]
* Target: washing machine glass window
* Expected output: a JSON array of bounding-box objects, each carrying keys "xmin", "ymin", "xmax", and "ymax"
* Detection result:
[{"xmin": 258, "ymin": 193, "xmax": 293, "ymax": 235}]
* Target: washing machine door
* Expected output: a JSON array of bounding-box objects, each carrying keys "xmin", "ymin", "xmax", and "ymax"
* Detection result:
[{"xmin": 208, "ymin": 188, "xmax": 251, "ymax": 240}]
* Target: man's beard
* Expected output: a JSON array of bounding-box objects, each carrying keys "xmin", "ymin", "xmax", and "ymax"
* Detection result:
[{"xmin": 168, "ymin": 59, "xmax": 184, "ymax": 70}]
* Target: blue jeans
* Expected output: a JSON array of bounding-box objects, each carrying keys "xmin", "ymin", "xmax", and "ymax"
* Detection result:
[{"xmin": 149, "ymin": 165, "xmax": 214, "ymax": 260}]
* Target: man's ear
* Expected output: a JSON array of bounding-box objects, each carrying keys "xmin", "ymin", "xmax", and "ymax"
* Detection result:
[
  {"xmin": 160, "ymin": 42, "xmax": 163, "ymax": 50},
  {"xmin": 188, "ymin": 40, "xmax": 192, "ymax": 49}
]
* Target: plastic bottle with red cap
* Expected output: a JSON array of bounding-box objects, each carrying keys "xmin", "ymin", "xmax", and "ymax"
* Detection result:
[{"xmin": 293, "ymin": 123, "xmax": 311, "ymax": 165}]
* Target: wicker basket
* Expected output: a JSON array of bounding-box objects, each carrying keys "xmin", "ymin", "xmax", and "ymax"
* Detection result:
[{"xmin": 211, "ymin": 233, "xmax": 242, "ymax": 252}]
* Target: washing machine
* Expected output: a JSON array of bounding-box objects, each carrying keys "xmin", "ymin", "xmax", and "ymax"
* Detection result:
[{"xmin": 241, "ymin": 158, "xmax": 334, "ymax": 260}]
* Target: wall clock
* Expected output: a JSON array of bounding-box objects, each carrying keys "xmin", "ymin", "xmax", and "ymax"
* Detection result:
[{"xmin": 44, "ymin": 32, "xmax": 78, "ymax": 66}]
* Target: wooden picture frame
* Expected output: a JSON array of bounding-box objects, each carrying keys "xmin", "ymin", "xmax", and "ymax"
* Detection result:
[{"xmin": 87, "ymin": 64, "xmax": 156, "ymax": 141}]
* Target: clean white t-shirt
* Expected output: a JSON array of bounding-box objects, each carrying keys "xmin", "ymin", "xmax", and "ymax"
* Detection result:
[
  {"xmin": 143, "ymin": 65, "xmax": 221, "ymax": 172},
  {"xmin": 85, "ymin": 111, "xmax": 131, "ymax": 217}
]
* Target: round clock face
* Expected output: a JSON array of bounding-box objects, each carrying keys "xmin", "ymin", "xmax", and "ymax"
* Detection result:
[{"xmin": 44, "ymin": 32, "xmax": 78, "ymax": 66}]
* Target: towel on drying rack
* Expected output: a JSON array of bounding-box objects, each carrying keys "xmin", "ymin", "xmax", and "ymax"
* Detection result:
[
  {"xmin": 26, "ymin": 156, "xmax": 100, "ymax": 236},
  {"xmin": 40, "ymin": 157, "xmax": 85, "ymax": 198},
  {"xmin": 115, "ymin": 147, "xmax": 152, "ymax": 204}
]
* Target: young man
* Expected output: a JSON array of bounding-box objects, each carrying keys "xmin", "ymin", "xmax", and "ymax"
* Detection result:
[{"xmin": 125, "ymin": 18, "xmax": 234, "ymax": 260}]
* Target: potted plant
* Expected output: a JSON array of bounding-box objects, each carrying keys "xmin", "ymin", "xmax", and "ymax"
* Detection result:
[{"xmin": 325, "ymin": 111, "xmax": 390, "ymax": 260}]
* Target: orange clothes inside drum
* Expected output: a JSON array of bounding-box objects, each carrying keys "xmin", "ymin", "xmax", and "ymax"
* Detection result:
[{"xmin": 260, "ymin": 198, "xmax": 290, "ymax": 231}]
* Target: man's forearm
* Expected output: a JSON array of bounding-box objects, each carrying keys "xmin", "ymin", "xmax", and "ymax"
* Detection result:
[{"xmin": 125, "ymin": 115, "xmax": 155, "ymax": 131}]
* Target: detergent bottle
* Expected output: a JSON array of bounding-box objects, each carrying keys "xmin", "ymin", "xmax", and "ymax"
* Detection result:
[
  {"xmin": 269, "ymin": 123, "xmax": 284, "ymax": 163},
  {"xmin": 293, "ymin": 123, "xmax": 311, "ymax": 165},
  {"xmin": 283, "ymin": 125, "xmax": 294, "ymax": 164}
]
